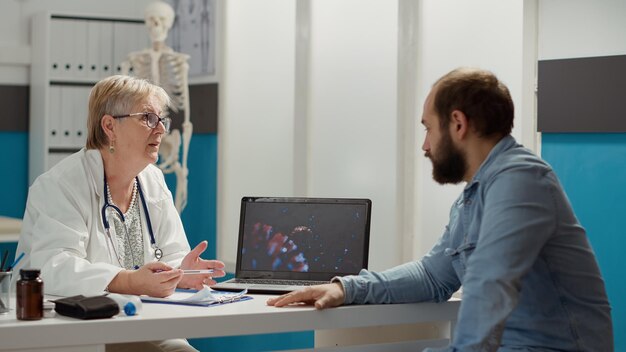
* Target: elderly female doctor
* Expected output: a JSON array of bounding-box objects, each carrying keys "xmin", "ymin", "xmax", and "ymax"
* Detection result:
[{"xmin": 15, "ymin": 75, "xmax": 225, "ymax": 300}]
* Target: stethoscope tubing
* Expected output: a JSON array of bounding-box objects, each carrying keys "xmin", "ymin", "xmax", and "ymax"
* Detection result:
[{"xmin": 101, "ymin": 175, "xmax": 163, "ymax": 264}]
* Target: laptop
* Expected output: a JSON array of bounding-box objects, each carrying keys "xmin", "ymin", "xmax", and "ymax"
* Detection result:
[{"xmin": 212, "ymin": 197, "xmax": 372, "ymax": 294}]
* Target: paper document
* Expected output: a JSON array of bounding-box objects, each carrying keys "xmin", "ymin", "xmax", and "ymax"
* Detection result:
[{"xmin": 141, "ymin": 285, "xmax": 249, "ymax": 306}]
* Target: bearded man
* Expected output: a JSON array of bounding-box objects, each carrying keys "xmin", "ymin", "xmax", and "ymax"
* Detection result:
[{"xmin": 267, "ymin": 67, "xmax": 613, "ymax": 352}]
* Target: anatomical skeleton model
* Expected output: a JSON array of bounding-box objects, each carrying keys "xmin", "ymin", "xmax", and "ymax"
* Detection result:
[{"xmin": 122, "ymin": 1, "xmax": 191, "ymax": 213}]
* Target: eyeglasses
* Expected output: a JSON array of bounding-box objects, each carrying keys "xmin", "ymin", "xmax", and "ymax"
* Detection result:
[{"xmin": 112, "ymin": 112, "xmax": 171, "ymax": 133}]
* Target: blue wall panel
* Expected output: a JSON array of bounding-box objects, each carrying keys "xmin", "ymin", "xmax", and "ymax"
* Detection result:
[
  {"xmin": 164, "ymin": 134, "xmax": 218, "ymax": 258},
  {"xmin": 190, "ymin": 331, "xmax": 314, "ymax": 352},
  {"xmin": 0, "ymin": 132, "xmax": 28, "ymax": 218},
  {"xmin": 542, "ymin": 133, "xmax": 625, "ymax": 350}
]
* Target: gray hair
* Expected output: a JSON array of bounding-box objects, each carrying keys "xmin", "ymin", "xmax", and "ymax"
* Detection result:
[{"xmin": 86, "ymin": 75, "xmax": 170, "ymax": 149}]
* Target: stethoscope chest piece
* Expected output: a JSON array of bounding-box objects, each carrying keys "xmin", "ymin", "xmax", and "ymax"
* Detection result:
[{"xmin": 154, "ymin": 247, "xmax": 163, "ymax": 260}]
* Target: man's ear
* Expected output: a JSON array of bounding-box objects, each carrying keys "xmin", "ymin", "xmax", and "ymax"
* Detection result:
[
  {"xmin": 101, "ymin": 115, "xmax": 116, "ymax": 141},
  {"xmin": 449, "ymin": 110, "xmax": 469, "ymax": 140}
]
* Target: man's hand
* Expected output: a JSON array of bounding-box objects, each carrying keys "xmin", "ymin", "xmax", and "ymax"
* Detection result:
[
  {"xmin": 108, "ymin": 261, "xmax": 183, "ymax": 297},
  {"xmin": 266, "ymin": 282, "xmax": 345, "ymax": 310},
  {"xmin": 178, "ymin": 241, "xmax": 226, "ymax": 290}
]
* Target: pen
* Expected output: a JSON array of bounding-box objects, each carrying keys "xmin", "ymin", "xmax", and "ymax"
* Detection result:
[
  {"xmin": 0, "ymin": 250, "xmax": 8, "ymax": 271},
  {"xmin": 7, "ymin": 252, "xmax": 25, "ymax": 272},
  {"xmin": 182, "ymin": 269, "xmax": 214, "ymax": 275}
]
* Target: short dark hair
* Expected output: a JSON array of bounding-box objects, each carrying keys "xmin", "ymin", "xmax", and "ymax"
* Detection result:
[{"xmin": 433, "ymin": 68, "xmax": 514, "ymax": 138}]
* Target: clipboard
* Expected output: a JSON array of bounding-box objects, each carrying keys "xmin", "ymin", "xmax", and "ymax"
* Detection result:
[{"xmin": 140, "ymin": 286, "xmax": 251, "ymax": 307}]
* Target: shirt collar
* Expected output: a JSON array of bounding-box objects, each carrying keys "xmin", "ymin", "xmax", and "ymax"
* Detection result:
[{"xmin": 465, "ymin": 135, "xmax": 518, "ymax": 189}]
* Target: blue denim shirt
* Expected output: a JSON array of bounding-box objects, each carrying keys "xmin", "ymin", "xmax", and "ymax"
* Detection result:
[{"xmin": 338, "ymin": 136, "xmax": 613, "ymax": 351}]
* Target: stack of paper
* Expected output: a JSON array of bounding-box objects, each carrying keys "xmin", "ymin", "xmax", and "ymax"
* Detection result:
[{"xmin": 141, "ymin": 286, "xmax": 249, "ymax": 306}]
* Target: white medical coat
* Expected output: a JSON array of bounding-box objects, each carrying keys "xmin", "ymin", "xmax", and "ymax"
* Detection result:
[{"xmin": 15, "ymin": 149, "xmax": 190, "ymax": 296}]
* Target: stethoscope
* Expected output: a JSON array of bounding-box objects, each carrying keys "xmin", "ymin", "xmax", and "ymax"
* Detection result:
[{"xmin": 101, "ymin": 175, "xmax": 163, "ymax": 269}]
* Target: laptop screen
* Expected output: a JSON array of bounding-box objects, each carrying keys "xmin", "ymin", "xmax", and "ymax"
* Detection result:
[{"xmin": 236, "ymin": 197, "xmax": 371, "ymax": 281}]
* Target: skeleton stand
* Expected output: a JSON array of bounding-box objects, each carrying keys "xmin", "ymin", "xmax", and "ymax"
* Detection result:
[{"xmin": 122, "ymin": 47, "xmax": 192, "ymax": 213}]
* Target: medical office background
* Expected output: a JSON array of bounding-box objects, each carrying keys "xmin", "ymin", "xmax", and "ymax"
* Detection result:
[{"xmin": 0, "ymin": 0, "xmax": 624, "ymax": 351}]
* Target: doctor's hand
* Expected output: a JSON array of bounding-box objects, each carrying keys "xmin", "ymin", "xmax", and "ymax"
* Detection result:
[
  {"xmin": 108, "ymin": 261, "xmax": 183, "ymax": 298},
  {"xmin": 178, "ymin": 241, "xmax": 226, "ymax": 290},
  {"xmin": 266, "ymin": 282, "xmax": 346, "ymax": 310}
]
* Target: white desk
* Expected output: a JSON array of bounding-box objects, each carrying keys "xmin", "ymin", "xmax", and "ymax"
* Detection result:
[
  {"xmin": 0, "ymin": 294, "xmax": 460, "ymax": 352},
  {"xmin": 0, "ymin": 216, "xmax": 21, "ymax": 243}
]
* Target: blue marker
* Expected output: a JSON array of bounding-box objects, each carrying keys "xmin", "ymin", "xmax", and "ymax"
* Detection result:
[{"xmin": 7, "ymin": 252, "xmax": 25, "ymax": 272}]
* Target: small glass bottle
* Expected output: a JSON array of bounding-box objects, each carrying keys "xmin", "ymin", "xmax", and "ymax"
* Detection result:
[{"xmin": 16, "ymin": 268, "xmax": 44, "ymax": 320}]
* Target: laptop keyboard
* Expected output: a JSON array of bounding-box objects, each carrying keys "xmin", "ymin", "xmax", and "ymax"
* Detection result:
[{"xmin": 232, "ymin": 278, "xmax": 329, "ymax": 286}]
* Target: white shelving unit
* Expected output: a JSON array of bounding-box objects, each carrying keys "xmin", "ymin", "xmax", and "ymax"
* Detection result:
[{"xmin": 29, "ymin": 12, "xmax": 149, "ymax": 184}]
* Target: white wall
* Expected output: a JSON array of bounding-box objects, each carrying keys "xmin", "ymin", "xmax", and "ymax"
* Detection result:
[
  {"xmin": 219, "ymin": 0, "xmax": 404, "ymax": 270},
  {"xmin": 305, "ymin": 0, "xmax": 401, "ymax": 270},
  {"xmin": 0, "ymin": 0, "xmax": 153, "ymax": 85},
  {"xmin": 219, "ymin": 0, "xmax": 537, "ymax": 269},
  {"xmin": 218, "ymin": 1, "xmax": 297, "ymax": 268},
  {"xmin": 412, "ymin": 0, "xmax": 536, "ymax": 258},
  {"xmin": 538, "ymin": 0, "xmax": 626, "ymax": 60}
]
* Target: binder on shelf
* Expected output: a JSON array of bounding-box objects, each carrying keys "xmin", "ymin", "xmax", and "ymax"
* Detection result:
[
  {"xmin": 56, "ymin": 19, "xmax": 77, "ymax": 79},
  {"xmin": 97, "ymin": 21, "xmax": 114, "ymax": 79},
  {"xmin": 59, "ymin": 86, "xmax": 75, "ymax": 148},
  {"xmin": 86, "ymin": 21, "xmax": 102, "ymax": 81},
  {"xmin": 48, "ymin": 86, "xmax": 62, "ymax": 148},
  {"xmin": 72, "ymin": 86, "xmax": 90, "ymax": 147},
  {"xmin": 49, "ymin": 19, "xmax": 68, "ymax": 79},
  {"xmin": 113, "ymin": 22, "xmax": 139, "ymax": 75},
  {"xmin": 72, "ymin": 20, "xmax": 89, "ymax": 79}
]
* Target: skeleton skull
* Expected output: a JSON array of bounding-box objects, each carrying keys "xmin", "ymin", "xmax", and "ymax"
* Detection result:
[{"xmin": 144, "ymin": 1, "xmax": 175, "ymax": 43}]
